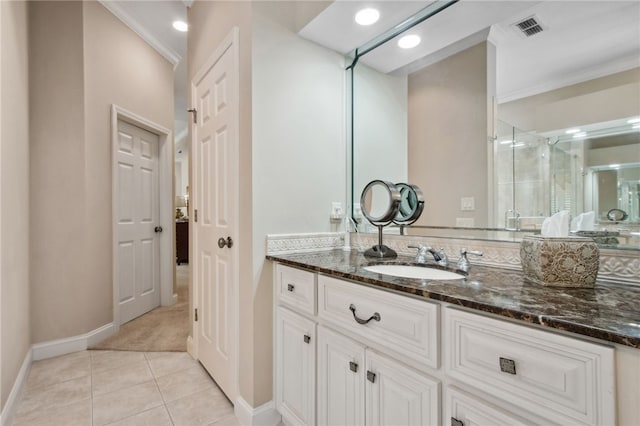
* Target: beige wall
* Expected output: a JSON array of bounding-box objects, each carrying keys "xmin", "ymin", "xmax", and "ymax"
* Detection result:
[
  {"xmin": 29, "ymin": 1, "xmax": 174, "ymax": 343},
  {"xmin": 82, "ymin": 1, "xmax": 174, "ymax": 332},
  {"xmin": 188, "ymin": 0, "xmax": 255, "ymax": 405},
  {"xmin": 408, "ymin": 42, "xmax": 494, "ymax": 227},
  {"xmin": 29, "ymin": 1, "xmax": 87, "ymax": 343},
  {"xmin": 1, "ymin": 0, "xmax": 31, "ymax": 410},
  {"xmin": 499, "ymin": 68, "xmax": 640, "ymax": 132}
]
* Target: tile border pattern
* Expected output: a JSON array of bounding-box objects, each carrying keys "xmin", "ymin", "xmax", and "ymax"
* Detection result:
[{"xmin": 266, "ymin": 232, "xmax": 344, "ymax": 255}]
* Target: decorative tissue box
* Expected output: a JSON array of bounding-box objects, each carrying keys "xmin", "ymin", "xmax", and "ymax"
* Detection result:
[{"xmin": 520, "ymin": 235, "xmax": 599, "ymax": 287}]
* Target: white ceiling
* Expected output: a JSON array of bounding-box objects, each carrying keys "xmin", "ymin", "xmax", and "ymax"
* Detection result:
[
  {"xmin": 101, "ymin": 0, "xmax": 640, "ymax": 141},
  {"xmin": 299, "ymin": 0, "xmax": 640, "ymax": 102}
]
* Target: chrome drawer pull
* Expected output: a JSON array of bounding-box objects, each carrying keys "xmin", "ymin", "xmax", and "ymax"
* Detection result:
[
  {"xmin": 303, "ymin": 334, "xmax": 311, "ymax": 344},
  {"xmin": 349, "ymin": 361, "xmax": 358, "ymax": 373},
  {"xmin": 499, "ymin": 357, "xmax": 517, "ymax": 375},
  {"xmin": 349, "ymin": 304, "xmax": 381, "ymax": 325},
  {"xmin": 366, "ymin": 370, "xmax": 376, "ymax": 383},
  {"xmin": 287, "ymin": 284, "xmax": 295, "ymax": 292}
]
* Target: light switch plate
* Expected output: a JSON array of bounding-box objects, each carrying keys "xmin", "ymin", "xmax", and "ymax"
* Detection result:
[{"xmin": 461, "ymin": 197, "xmax": 475, "ymax": 211}]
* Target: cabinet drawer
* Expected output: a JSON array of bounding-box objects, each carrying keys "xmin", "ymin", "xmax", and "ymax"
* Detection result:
[
  {"xmin": 276, "ymin": 264, "xmax": 316, "ymax": 315},
  {"xmin": 444, "ymin": 308, "xmax": 615, "ymax": 426},
  {"xmin": 446, "ymin": 386, "xmax": 546, "ymax": 426},
  {"xmin": 318, "ymin": 275, "xmax": 439, "ymax": 370}
]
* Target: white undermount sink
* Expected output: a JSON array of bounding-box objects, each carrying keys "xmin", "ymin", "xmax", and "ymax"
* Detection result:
[{"xmin": 363, "ymin": 264, "xmax": 465, "ymax": 280}]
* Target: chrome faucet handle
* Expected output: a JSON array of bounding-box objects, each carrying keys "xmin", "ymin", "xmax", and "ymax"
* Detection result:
[
  {"xmin": 456, "ymin": 248, "xmax": 483, "ymax": 272},
  {"xmin": 435, "ymin": 248, "xmax": 448, "ymax": 267},
  {"xmin": 408, "ymin": 244, "xmax": 428, "ymax": 263}
]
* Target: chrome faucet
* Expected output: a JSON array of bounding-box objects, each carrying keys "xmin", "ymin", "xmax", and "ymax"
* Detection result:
[
  {"xmin": 408, "ymin": 244, "xmax": 448, "ymax": 267},
  {"xmin": 456, "ymin": 248, "xmax": 483, "ymax": 273}
]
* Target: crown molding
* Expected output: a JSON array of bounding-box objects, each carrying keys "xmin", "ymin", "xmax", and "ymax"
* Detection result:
[
  {"xmin": 98, "ymin": 1, "xmax": 182, "ymax": 67},
  {"xmin": 497, "ymin": 55, "xmax": 640, "ymax": 104}
]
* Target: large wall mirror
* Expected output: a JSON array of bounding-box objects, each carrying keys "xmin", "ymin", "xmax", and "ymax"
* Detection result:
[{"xmin": 301, "ymin": 0, "xmax": 640, "ymax": 248}]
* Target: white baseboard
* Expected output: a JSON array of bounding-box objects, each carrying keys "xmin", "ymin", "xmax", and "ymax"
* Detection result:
[
  {"xmin": 32, "ymin": 322, "xmax": 116, "ymax": 361},
  {"xmin": 187, "ymin": 335, "xmax": 195, "ymax": 358},
  {"xmin": 235, "ymin": 397, "xmax": 281, "ymax": 426},
  {"xmin": 0, "ymin": 348, "xmax": 32, "ymax": 426}
]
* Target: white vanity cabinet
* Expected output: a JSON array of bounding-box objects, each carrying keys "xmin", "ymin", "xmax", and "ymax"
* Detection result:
[
  {"xmin": 444, "ymin": 308, "xmax": 615, "ymax": 426},
  {"xmin": 317, "ymin": 325, "xmax": 440, "ymax": 426},
  {"xmin": 276, "ymin": 306, "xmax": 316, "ymax": 426},
  {"xmin": 275, "ymin": 261, "xmax": 319, "ymax": 425},
  {"xmin": 273, "ymin": 262, "xmax": 619, "ymax": 426}
]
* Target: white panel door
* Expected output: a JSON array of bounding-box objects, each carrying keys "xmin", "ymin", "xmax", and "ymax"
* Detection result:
[
  {"xmin": 115, "ymin": 119, "xmax": 161, "ymax": 324},
  {"xmin": 193, "ymin": 31, "xmax": 238, "ymax": 402},
  {"xmin": 317, "ymin": 326, "xmax": 365, "ymax": 426},
  {"xmin": 365, "ymin": 350, "xmax": 440, "ymax": 426},
  {"xmin": 276, "ymin": 307, "xmax": 316, "ymax": 426}
]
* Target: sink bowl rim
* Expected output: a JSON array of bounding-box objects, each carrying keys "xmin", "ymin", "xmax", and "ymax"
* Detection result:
[{"xmin": 362, "ymin": 262, "xmax": 467, "ymax": 280}]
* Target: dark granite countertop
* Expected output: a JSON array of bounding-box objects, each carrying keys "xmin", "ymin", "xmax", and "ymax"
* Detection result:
[{"xmin": 266, "ymin": 249, "xmax": 640, "ymax": 349}]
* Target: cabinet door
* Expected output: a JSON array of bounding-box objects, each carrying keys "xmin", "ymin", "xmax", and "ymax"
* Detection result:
[
  {"xmin": 276, "ymin": 307, "xmax": 316, "ymax": 426},
  {"xmin": 365, "ymin": 350, "xmax": 440, "ymax": 426},
  {"xmin": 317, "ymin": 326, "xmax": 365, "ymax": 426}
]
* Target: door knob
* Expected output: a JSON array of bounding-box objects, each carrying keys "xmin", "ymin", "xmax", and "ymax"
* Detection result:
[
  {"xmin": 217, "ymin": 236, "xmax": 233, "ymax": 248},
  {"xmin": 154, "ymin": 226, "xmax": 163, "ymax": 233}
]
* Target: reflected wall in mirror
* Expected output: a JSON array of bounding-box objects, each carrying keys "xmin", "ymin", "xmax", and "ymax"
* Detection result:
[{"xmin": 343, "ymin": 1, "xmax": 640, "ymax": 247}]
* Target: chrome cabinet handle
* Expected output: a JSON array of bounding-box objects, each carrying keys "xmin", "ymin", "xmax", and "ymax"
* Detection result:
[
  {"xmin": 349, "ymin": 361, "xmax": 358, "ymax": 373},
  {"xmin": 303, "ymin": 334, "xmax": 311, "ymax": 344},
  {"xmin": 349, "ymin": 304, "xmax": 381, "ymax": 325},
  {"xmin": 287, "ymin": 284, "xmax": 295, "ymax": 292},
  {"xmin": 154, "ymin": 226, "xmax": 163, "ymax": 233}
]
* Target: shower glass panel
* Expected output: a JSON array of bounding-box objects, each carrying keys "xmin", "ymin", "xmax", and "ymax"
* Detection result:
[{"xmin": 494, "ymin": 120, "xmax": 548, "ymax": 229}]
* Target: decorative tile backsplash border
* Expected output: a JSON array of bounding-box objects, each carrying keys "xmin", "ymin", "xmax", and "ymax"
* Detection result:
[
  {"xmin": 267, "ymin": 232, "xmax": 639, "ymax": 286},
  {"xmin": 266, "ymin": 232, "xmax": 344, "ymax": 255}
]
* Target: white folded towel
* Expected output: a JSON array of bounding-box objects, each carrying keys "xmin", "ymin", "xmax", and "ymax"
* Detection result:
[
  {"xmin": 541, "ymin": 210, "xmax": 570, "ymax": 237},
  {"xmin": 570, "ymin": 211, "xmax": 595, "ymax": 232}
]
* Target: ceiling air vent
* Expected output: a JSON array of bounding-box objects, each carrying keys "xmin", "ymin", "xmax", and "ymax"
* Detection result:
[{"xmin": 513, "ymin": 16, "xmax": 544, "ymax": 37}]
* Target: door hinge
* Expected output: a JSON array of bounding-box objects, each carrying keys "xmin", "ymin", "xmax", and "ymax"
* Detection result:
[
  {"xmin": 194, "ymin": 308, "xmax": 198, "ymax": 322},
  {"xmin": 194, "ymin": 209, "xmax": 198, "ymax": 223},
  {"xmin": 187, "ymin": 108, "xmax": 197, "ymax": 124}
]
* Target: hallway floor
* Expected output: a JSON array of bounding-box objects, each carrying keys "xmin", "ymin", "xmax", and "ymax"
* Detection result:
[{"xmin": 12, "ymin": 350, "xmax": 239, "ymax": 426}]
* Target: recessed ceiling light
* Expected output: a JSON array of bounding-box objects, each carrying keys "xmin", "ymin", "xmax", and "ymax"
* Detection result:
[
  {"xmin": 565, "ymin": 128, "xmax": 580, "ymax": 134},
  {"xmin": 627, "ymin": 117, "xmax": 640, "ymax": 124},
  {"xmin": 573, "ymin": 132, "xmax": 587, "ymax": 138},
  {"xmin": 173, "ymin": 20, "xmax": 188, "ymax": 32},
  {"xmin": 609, "ymin": 164, "xmax": 620, "ymax": 169},
  {"xmin": 355, "ymin": 8, "xmax": 380, "ymax": 26},
  {"xmin": 398, "ymin": 34, "xmax": 421, "ymax": 49}
]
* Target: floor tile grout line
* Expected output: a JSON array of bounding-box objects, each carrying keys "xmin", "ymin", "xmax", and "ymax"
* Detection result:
[{"xmin": 147, "ymin": 353, "xmax": 177, "ymax": 425}]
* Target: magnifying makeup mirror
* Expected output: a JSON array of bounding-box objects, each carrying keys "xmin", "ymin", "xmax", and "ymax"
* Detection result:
[
  {"xmin": 360, "ymin": 180, "xmax": 424, "ymax": 258},
  {"xmin": 394, "ymin": 183, "xmax": 424, "ymax": 226}
]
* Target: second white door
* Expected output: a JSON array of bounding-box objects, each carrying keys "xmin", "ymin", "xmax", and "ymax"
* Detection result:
[{"xmin": 115, "ymin": 119, "xmax": 161, "ymax": 324}]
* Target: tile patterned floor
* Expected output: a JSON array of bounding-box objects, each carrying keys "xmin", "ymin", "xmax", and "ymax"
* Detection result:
[{"xmin": 12, "ymin": 350, "xmax": 240, "ymax": 426}]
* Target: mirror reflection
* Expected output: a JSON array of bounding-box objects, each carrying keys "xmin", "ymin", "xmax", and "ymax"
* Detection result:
[{"xmin": 340, "ymin": 1, "xmax": 640, "ymax": 247}]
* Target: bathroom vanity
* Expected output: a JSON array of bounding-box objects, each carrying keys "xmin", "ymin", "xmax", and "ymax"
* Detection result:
[{"xmin": 267, "ymin": 250, "xmax": 640, "ymax": 426}]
